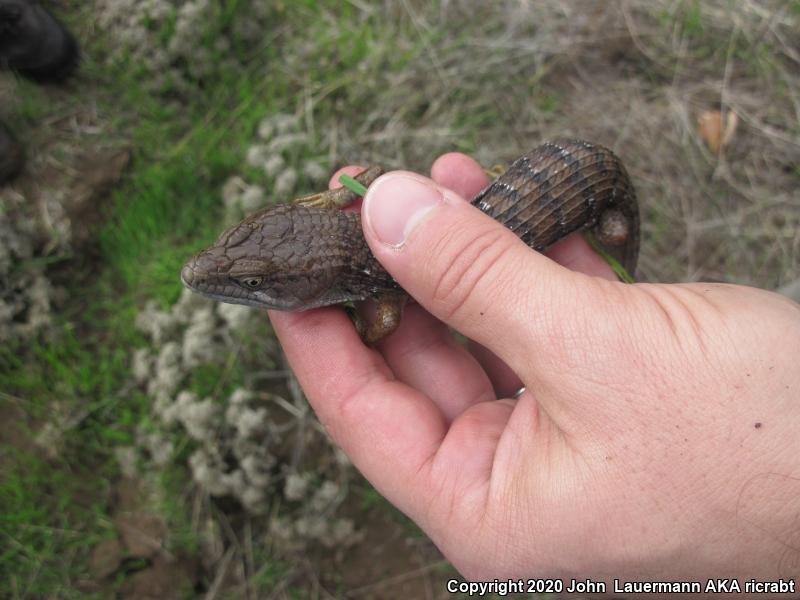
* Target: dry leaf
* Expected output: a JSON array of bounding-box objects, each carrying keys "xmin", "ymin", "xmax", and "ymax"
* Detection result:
[{"xmin": 698, "ymin": 109, "xmax": 738, "ymax": 155}]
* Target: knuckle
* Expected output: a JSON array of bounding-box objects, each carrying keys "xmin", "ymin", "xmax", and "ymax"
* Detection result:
[{"xmin": 427, "ymin": 223, "xmax": 518, "ymax": 323}]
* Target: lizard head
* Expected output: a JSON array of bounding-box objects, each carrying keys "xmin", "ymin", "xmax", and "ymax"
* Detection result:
[
  {"xmin": 181, "ymin": 249, "xmax": 296, "ymax": 310},
  {"xmin": 181, "ymin": 206, "xmax": 339, "ymax": 311}
]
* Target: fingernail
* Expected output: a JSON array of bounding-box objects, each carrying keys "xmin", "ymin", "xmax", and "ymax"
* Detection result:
[{"xmin": 364, "ymin": 172, "xmax": 443, "ymax": 248}]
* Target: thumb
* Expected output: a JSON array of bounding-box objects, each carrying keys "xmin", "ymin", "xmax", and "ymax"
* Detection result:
[{"xmin": 361, "ymin": 171, "xmax": 617, "ymax": 376}]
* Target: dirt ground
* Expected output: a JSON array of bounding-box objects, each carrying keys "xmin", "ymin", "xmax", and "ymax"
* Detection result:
[{"xmin": 2, "ymin": 1, "xmax": 798, "ymax": 598}]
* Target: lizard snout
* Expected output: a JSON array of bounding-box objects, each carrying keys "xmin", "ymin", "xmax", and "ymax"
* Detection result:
[
  {"xmin": 181, "ymin": 250, "xmax": 234, "ymax": 289},
  {"xmin": 180, "ymin": 262, "xmax": 196, "ymax": 287}
]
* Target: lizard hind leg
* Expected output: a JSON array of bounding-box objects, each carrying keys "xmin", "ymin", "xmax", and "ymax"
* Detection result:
[
  {"xmin": 345, "ymin": 294, "xmax": 407, "ymax": 344},
  {"xmin": 592, "ymin": 208, "xmax": 639, "ymax": 278},
  {"xmin": 595, "ymin": 208, "xmax": 631, "ymax": 248},
  {"xmin": 294, "ymin": 165, "xmax": 384, "ymax": 209}
]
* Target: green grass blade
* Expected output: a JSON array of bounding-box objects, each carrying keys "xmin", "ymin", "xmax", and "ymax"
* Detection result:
[
  {"xmin": 339, "ymin": 174, "xmax": 368, "ymax": 197},
  {"xmin": 585, "ymin": 234, "xmax": 636, "ymax": 283}
]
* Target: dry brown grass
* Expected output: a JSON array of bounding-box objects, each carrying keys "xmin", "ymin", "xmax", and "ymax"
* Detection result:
[{"xmin": 292, "ymin": 0, "xmax": 799, "ymax": 290}]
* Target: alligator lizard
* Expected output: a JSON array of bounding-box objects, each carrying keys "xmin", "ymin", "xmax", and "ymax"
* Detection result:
[{"xmin": 181, "ymin": 139, "xmax": 639, "ymax": 342}]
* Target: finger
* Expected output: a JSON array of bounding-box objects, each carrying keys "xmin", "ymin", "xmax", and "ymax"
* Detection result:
[
  {"xmin": 329, "ymin": 165, "xmax": 366, "ymax": 189},
  {"xmin": 329, "ymin": 165, "xmax": 367, "ymax": 211},
  {"xmin": 360, "ymin": 170, "xmax": 618, "ymax": 387},
  {"xmin": 332, "ymin": 162, "xmax": 499, "ymax": 419},
  {"xmin": 466, "ymin": 340, "xmax": 522, "ymax": 398},
  {"xmin": 465, "ymin": 236, "xmax": 616, "ymax": 396},
  {"xmin": 546, "ymin": 234, "xmax": 618, "ymax": 280},
  {"xmin": 428, "ymin": 153, "xmax": 617, "ymax": 395},
  {"xmin": 430, "ymin": 152, "xmax": 491, "ymax": 199},
  {"xmin": 430, "ymin": 397, "xmax": 517, "ymax": 513},
  {"xmin": 268, "ymin": 308, "xmax": 448, "ymax": 519},
  {"xmin": 430, "ymin": 155, "xmax": 524, "ymax": 395},
  {"xmin": 466, "ymin": 235, "xmax": 615, "ymax": 396},
  {"xmin": 271, "ymin": 308, "xmax": 515, "ymax": 523},
  {"xmin": 375, "ymin": 303, "xmax": 496, "ymax": 422}
]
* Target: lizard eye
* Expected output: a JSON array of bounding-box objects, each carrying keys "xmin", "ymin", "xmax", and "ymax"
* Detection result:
[{"xmin": 239, "ymin": 276, "xmax": 263, "ymax": 289}]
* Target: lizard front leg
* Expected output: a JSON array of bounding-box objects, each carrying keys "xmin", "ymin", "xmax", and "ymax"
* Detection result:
[
  {"xmin": 347, "ymin": 293, "xmax": 407, "ymax": 344},
  {"xmin": 294, "ymin": 166, "xmax": 384, "ymax": 209}
]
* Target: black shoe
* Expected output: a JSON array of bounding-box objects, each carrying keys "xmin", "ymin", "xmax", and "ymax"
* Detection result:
[
  {"xmin": 0, "ymin": 120, "xmax": 24, "ymax": 183},
  {"xmin": 0, "ymin": 0, "xmax": 79, "ymax": 83}
]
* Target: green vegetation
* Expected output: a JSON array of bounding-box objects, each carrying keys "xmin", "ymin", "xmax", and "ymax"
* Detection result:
[
  {"xmin": 1, "ymin": 9, "xmax": 279, "ymax": 597},
  {"xmin": 338, "ymin": 174, "xmax": 368, "ymax": 196},
  {"xmin": 0, "ymin": 4, "xmax": 437, "ymax": 595},
  {"xmin": 1, "ymin": 454, "xmax": 102, "ymax": 599},
  {"xmin": 1, "ymin": 1, "xmax": 798, "ymax": 597}
]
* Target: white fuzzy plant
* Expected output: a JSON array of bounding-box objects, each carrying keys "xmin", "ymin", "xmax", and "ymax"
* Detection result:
[
  {"xmin": 93, "ymin": 0, "xmax": 272, "ymax": 94},
  {"xmin": 125, "ymin": 113, "xmax": 358, "ymax": 549}
]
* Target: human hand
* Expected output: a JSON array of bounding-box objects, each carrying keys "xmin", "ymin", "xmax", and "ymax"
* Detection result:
[{"xmin": 268, "ymin": 153, "xmax": 800, "ymax": 591}]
